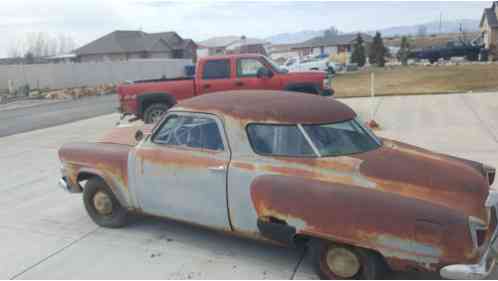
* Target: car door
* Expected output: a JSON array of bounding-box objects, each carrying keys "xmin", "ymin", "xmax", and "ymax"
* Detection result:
[
  {"xmin": 133, "ymin": 112, "xmax": 231, "ymax": 230},
  {"xmin": 233, "ymin": 57, "xmax": 281, "ymax": 90},
  {"xmin": 197, "ymin": 59, "xmax": 234, "ymax": 94}
]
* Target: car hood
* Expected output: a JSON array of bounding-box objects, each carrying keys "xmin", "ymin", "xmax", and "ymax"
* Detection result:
[
  {"xmin": 350, "ymin": 139, "xmax": 490, "ymax": 219},
  {"xmin": 96, "ymin": 124, "xmax": 154, "ymax": 146}
]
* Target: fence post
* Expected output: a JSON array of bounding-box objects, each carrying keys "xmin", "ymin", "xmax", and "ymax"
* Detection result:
[{"xmin": 370, "ymin": 72, "xmax": 375, "ymax": 121}]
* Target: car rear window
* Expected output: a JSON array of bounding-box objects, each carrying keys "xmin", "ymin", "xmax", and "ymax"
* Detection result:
[
  {"xmin": 203, "ymin": 59, "xmax": 230, "ymax": 80},
  {"xmin": 246, "ymin": 119, "xmax": 381, "ymax": 157}
]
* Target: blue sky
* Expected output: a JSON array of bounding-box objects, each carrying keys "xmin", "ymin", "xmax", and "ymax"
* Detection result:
[{"xmin": 0, "ymin": 1, "xmax": 491, "ymax": 57}]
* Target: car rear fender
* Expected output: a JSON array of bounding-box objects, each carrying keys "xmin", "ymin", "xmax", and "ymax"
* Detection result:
[{"xmin": 249, "ymin": 174, "xmax": 469, "ymax": 272}]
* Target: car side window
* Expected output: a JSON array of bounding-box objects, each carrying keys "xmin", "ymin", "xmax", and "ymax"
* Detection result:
[
  {"xmin": 246, "ymin": 124, "xmax": 314, "ymax": 156},
  {"xmin": 202, "ymin": 59, "xmax": 230, "ymax": 80},
  {"xmin": 153, "ymin": 115, "xmax": 224, "ymax": 151},
  {"xmin": 237, "ymin": 58, "xmax": 267, "ymax": 77}
]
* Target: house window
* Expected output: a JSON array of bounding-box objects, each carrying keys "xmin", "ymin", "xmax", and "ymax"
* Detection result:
[{"xmin": 172, "ymin": 50, "xmax": 184, "ymax": 58}]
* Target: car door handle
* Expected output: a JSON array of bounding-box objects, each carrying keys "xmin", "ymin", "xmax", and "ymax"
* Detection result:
[
  {"xmin": 203, "ymin": 84, "xmax": 211, "ymax": 89},
  {"xmin": 235, "ymin": 81, "xmax": 244, "ymax": 87},
  {"xmin": 208, "ymin": 165, "xmax": 226, "ymax": 172}
]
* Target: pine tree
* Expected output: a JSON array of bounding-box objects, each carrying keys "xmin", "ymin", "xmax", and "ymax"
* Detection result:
[
  {"xmin": 350, "ymin": 34, "xmax": 366, "ymax": 67},
  {"xmin": 397, "ymin": 36, "xmax": 411, "ymax": 66},
  {"xmin": 369, "ymin": 32, "xmax": 386, "ymax": 67}
]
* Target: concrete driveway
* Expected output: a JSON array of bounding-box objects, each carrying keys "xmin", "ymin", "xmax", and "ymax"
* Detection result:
[{"xmin": 1, "ymin": 92, "xmax": 498, "ymax": 279}]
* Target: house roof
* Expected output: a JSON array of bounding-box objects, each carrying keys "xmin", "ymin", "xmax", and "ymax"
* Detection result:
[
  {"xmin": 75, "ymin": 30, "xmax": 192, "ymax": 55},
  {"xmin": 198, "ymin": 36, "xmax": 241, "ymax": 48},
  {"xmin": 292, "ymin": 33, "xmax": 374, "ymax": 49},
  {"xmin": 481, "ymin": 3, "xmax": 498, "ymax": 28},
  {"xmin": 225, "ymin": 38, "xmax": 269, "ymax": 50},
  {"xmin": 198, "ymin": 36, "xmax": 266, "ymax": 49}
]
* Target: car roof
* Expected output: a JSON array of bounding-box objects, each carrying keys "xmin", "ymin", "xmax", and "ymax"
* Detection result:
[{"xmin": 174, "ymin": 90, "xmax": 356, "ymax": 124}]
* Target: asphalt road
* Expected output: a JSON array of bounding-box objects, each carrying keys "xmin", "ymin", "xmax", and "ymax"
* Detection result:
[{"xmin": 0, "ymin": 94, "xmax": 118, "ymax": 137}]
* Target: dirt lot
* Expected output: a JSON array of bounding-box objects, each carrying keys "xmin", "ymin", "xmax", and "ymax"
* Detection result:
[{"xmin": 334, "ymin": 63, "xmax": 498, "ymax": 98}]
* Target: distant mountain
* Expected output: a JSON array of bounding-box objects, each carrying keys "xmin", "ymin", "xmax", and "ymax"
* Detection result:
[
  {"xmin": 368, "ymin": 19, "xmax": 480, "ymax": 37},
  {"xmin": 265, "ymin": 19, "xmax": 481, "ymax": 44},
  {"xmin": 265, "ymin": 30, "xmax": 324, "ymax": 45}
]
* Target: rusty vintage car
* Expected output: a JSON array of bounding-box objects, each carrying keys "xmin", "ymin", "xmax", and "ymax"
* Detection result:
[{"xmin": 58, "ymin": 90, "xmax": 497, "ymax": 279}]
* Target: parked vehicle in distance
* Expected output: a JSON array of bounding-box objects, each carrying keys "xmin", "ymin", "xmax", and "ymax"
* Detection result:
[
  {"xmin": 59, "ymin": 90, "xmax": 497, "ymax": 280},
  {"xmin": 410, "ymin": 41, "xmax": 481, "ymax": 64},
  {"xmin": 117, "ymin": 54, "xmax": 334, "ymax": 124},
  {"xmin": 283, "ymin": 56, "xmax": 336, "ymax": 73}
]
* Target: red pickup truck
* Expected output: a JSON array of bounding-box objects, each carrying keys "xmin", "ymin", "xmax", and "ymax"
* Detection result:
[{"xmin": 117, "ymin": 54, "xmax": 334, "ymax": 123}]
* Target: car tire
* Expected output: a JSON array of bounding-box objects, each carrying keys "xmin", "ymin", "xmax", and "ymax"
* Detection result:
[
  {"xmin": 83, "ymin": 177, "xmax": 128, "ymax": 228},
  {"xmin": 143, "ymin": 103, "xmax": 169, "ymax": 124},
  {"xmin": 310, "ymin": 240, "xmax": 387, "ymax": 280}
]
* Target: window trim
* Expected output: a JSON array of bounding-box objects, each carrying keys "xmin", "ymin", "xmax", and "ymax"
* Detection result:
[
  {"xmin": 236, "ymin": 58, "xmax": 271, "ymax": 78},
  {"xmin": 202, "ymin": 59, "xmax": 231, "ymax": 80},
  {"xmin": 151, "ymin": 111, "xmax": 228, "ymax": 153},
  {"xmin": 245, "ymin": 123, "xmax": 319, "ymax": 158}
]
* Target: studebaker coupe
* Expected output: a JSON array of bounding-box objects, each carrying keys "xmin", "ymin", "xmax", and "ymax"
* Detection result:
[{"xmin": 58, "ymin": 90, "xmax": 497, "ymax": 279}]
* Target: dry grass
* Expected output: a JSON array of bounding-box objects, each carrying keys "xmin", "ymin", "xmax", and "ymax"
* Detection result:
[
  {"xmin": 333, "ymin": 63, "xmax": 498, "ymax": 98},
  {"xmin": 384, "ymin": 32, "xmax": 480, "ymax": 49}
]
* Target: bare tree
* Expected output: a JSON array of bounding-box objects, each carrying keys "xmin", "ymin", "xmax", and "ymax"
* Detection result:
[
  {"xmin": 417, "ymin": 25, "xmax": 427, "ymax": 37},
  {"xmin": 7, "ymin": 32, "xmax": 77, "ymax": 58},
  {"xmin": 324, "ymin": 26, "xmax": 340, "ymax": 38}
]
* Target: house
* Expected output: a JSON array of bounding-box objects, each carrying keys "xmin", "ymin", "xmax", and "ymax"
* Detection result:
[
  {"xmin": 197, "ymin": 36, "xmax": 270, "ymax": 57},
  {"xmin": 291, "ymin": 33, "xmax": 373, "ymax": 58},
  {"xmin": 74, "ymin": 30, "xmax": 197, "ymax": 63},
  {"xmin": 270, "ymin": 44, "xmax": 301, "ymax": 64},
  {"xmin": 46, "ymin": 53, "xmax": 78, "ymax": 64},
  {"xmin": 480, "ymin": 2, "xmax": 498, "ymax": 50}
]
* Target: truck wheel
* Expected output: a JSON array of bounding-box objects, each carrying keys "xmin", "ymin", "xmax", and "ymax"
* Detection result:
[
  {"xmin": 83, "ymin": 177, "xmax": 128, "ymax": 228},
  {"xmin": 143, "ymin": 103, "xmax": 169, "ymax": 124},
  {"xmin": 310, "ymin": 240, "xmax": 387, "ymax": 280}
]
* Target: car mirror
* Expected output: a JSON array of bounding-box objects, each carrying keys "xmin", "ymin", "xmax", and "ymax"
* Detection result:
[
  {"xmin": 257, "ymin": 67, "xmax": 273, "ymax": 79},
  {"xmin": 135, "ymin": 129, "xmax": 144, "ymax": 142}
]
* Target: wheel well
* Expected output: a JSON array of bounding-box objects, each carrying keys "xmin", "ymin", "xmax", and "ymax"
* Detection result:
[
  {"xmin": 76, "ymin": 172, "xmax": 101, "ymax": 190},
  {"xmin": 137, "ymin": 93, "xmax": 176, "ymax": 118},
  {"xmin": 307, "ymin": 237, "xmax": 391, "ymax": 271},
  {"xmin": 293, "ymin": 234, "xmax": 311, "ymax": 248}
]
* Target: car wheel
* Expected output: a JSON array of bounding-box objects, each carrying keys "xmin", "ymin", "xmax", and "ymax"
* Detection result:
[
  {"xmin": 83, "ymin": 177, "xmax": 128, "ymax": 228},
  {"xmin": 311, "ymin": 240, "xmax": 387, "ymax": 280},
  {"xmin": 143, "ymin": 103, "xmax": 169, "ymax": 124}
]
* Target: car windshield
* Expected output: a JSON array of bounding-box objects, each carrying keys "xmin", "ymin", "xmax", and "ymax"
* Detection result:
[{"xmin": 302, "ymin": 118, "xmax": 381, "ymax": 157}]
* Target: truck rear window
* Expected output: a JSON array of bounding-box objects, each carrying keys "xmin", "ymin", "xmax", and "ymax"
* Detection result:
[{"xmin": 203, "ymin": 59, "xmax": 230, "ymax": 80}]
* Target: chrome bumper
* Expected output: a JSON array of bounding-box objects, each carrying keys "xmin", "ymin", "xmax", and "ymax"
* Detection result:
[
  {"xmin": 58, "ymin": 177, "xmax": 70, "ymax": 192},
  {"xmin": 440, "ymin": 205, "xmax": 498, "ymax": 279}
]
